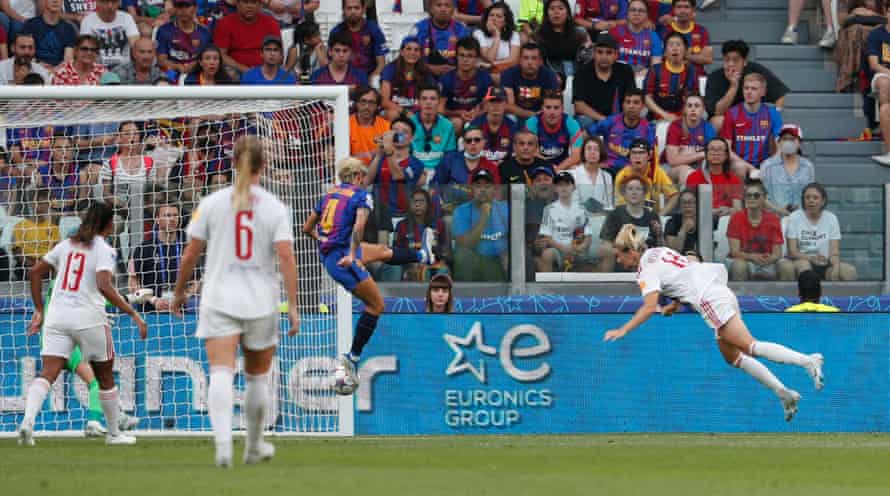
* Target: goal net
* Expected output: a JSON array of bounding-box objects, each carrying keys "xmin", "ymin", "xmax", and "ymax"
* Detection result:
[{"xmin": 0, "ymin": 86, "xmax": 354, "ymax": 437}]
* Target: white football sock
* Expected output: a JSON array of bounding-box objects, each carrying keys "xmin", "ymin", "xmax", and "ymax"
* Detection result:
[
  {"xmin": 208, "ymin": 366, "xmax": 234, "ymax": 452},
  {"xmin": 735, "ymin": 354, "xmax": 789, "ymax": 398},
  {"xmin": 22, "ymin": 377, "xmax": 50, "ymax": 426},
  {"xmin": 244, "ymin": 372, "xmax": 269, "ymax": 450},
  {"xmin": 750, "ymin": 341, "xmax": 808, "ymax": 367},
  {"xmin": 99, "ymin": 387, "xmax": 121, "ymax": 436}
]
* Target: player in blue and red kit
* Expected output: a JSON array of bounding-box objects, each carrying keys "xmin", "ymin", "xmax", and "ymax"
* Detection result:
[
  {"xmin": 610, "ymin": 0, "xmax": 663, "ymax": 76},
  {"xmin": 302, "ymin": 157, "xmax": 436, "ymax": 394},
  {"xmin": 720, "ymin": 72, "xmax": 782, "ymax": 174},
  {"xmin": 590, "ymin": 88, "xmax": 656, "ymax": 172}
]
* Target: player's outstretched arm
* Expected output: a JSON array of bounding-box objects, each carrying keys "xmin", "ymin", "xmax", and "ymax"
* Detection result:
[
  {"xmin": 301, "ymin": 212, "xmax": 321, "ymax": 241},
  {"xmin": 603, "ymin": 291, "xmax": 660, "ymax": 342},
  {"xmin": 26, "ymin": 259, "xmax": 53, "ymax": 336},
  {"xmin": 172, "ymin": 238, "xmax": 205, "ymax": 318},
  {"xmin": 275, "ymin": 240, "xmax": 300, "ymax": 336},
  {"xmin": 97, "ymin": 270, "xmax": 147, "ymax": 339}
]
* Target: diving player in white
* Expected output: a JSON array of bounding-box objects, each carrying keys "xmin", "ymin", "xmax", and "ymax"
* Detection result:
[
  {"xmin": 172, "ymin": 136, "xmax": 300, "ymax": 468},
  {"xmin": 18, "ymin": 202, "xmax": 148, "ymax": 446},
  {"xmin": 603, "ymin": 224, "xmax": 824, "ymax": 421}
]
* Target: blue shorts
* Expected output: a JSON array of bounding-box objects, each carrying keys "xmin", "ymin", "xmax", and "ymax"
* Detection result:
[{"xmin": 322, "ymin": 245, "xmax": 371, "ymax": 292}]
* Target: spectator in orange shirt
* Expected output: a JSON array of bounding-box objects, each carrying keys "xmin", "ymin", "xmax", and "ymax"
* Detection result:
[{"xmin": 349, "ymin": 85, "xmax": 390, "ymax": 164}]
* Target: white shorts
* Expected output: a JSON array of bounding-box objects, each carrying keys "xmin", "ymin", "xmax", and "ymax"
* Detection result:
[
  {"xmin": 42, "ymin": 324, "xmax": 114, "ymax": 362},
  {"xmin": 694, "ymin": 285, "xmax": 740, "ymax": 332},
  {"xmin": 196, "ymin": 307, "xmax": 279, "ymax": 351},
  {"xmin": 872, "ymin": 73, "xmax": 890, "ymax": 93}
]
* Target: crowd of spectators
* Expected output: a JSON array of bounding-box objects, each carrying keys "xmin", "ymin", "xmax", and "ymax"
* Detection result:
[{"xmin": 0, "ymin": 0, "xmax": 864, "ymax": 289}]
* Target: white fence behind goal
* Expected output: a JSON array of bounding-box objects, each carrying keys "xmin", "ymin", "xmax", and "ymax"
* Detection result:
[{"xmin": 0, "ymin": 86, "xmax": 354, "ymax": 437}]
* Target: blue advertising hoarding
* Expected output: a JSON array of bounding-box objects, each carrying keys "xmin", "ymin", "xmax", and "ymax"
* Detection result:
[{"xmin": 1, "ymin": 311, "xmax": 888, "ymax": 434}]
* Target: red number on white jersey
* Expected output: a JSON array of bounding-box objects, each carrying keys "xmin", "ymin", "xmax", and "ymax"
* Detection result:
[
  {"xmin": 235, "ymin": 210, "xmax": 254, "ymax": 260},
  {"xmin": 61, "ymin": 251, "xmax": 86, "ymax": 291},
  {"xmin": 661, "ymin": 252, "xmax": 688, "ymax": 269}
]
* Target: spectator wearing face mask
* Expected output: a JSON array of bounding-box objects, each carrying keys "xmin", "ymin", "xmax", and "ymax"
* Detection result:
[{"xmin": 758, "ymin": 124, "xmax": 815, "ymax": 217}]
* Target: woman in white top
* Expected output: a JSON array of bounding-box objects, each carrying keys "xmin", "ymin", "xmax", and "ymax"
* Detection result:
[
  {"xmin": 569, "ymin": 135, "xmax": 614, "ymax": 212},
  {"xmin": 474, "ymin": 2, "xmax": 521, "ymax": 81},
  {"xmin": 18, "ymin": 202, "xmax": 148, "ymax": 446},
  {"xmin": 603, "ymin": 224, "xmax": 825, "ymax": 422},
  {"xmin": 786, "ymin": 182, "xmax": 857, "ymax": 281},
  {"xmin": 101, "ymin": 121, "xmax": 154, "ymax": 256},
  {"xmin": 172, "ymin": 136, "xmax": 300, "ymax": 468}
]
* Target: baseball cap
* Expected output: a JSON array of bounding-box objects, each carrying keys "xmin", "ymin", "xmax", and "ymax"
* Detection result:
[
  {"xmin": 471, "ymin": 168, "xmax": 495, "ymax": 183},
  {"xmin": 554, "ymin": 171, "xmax": 575, "ymax": 185},
  {"xmin": 262, "ymin": 35, "xmax": 283, "ymax": 49},
  {"xmin": 529, "ymin": 165, "xmax": 554, "ymax": 179},
  {"xmin": 100, "ymin": 71, "xmax": 121, "ymax": 85},
  {"xmin": 593, "ymin": 32, "xmax": 619, "ymax": 50},
  {"xmin": 780, "ymin": 124, "xmax": 803, "ymax": 139},
  {"xmin": 484, "ymin": 87, "xmax": 507, "ymax": 102},
  {"xmin": 629, "ymin": 138, "xmax": 651, "ymax": 152}
]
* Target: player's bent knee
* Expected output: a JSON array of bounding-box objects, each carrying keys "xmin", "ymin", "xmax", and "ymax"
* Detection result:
[{"xmin": 90, "ymin": 360, "xmax": 116, "ymax": 390}]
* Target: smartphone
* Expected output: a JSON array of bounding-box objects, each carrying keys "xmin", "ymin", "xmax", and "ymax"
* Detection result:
[{"xmin": 393, "ymin": 132, "xmax": 407, "ymax": 145}]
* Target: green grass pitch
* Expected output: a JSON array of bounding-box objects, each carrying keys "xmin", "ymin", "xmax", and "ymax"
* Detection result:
[{"xmin": 3, "ymin": 434, "xmax": 890, "ymax": 495}]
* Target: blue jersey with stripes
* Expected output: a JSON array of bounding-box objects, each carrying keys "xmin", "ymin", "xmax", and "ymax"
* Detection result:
[
  {"xmin": 313, "ymin": 184, "xmax": 374, "ymax": 255},
  {"xmin": 720, "ymin": 103, "xmax": 782, "ymax": 167}
]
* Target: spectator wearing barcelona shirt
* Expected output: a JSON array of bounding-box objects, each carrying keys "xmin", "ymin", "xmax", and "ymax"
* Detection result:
[
  {"xmin": 574, "ymin": 0, "xmax": 628, "ymax": 31},
  {"xmin": 363, "ymin": 117, "xmax": 425, "ymax": 217},
  {"xmin": 590, "ymin": 87, "xmax": 656, "ymax": 173},
  {"xmin": 469, "ymin": 86, "xmax": 518, "ymax": 165},
  {"xmin": 327, "ymin": 0, "xmax": 387, "ymax": 81},
  {"xmin": 523, "ymin": 90, "xmax": 583, "ymax": 171},
  {"xmin": 310, "ymin": 31, "xmax": 368, "ymax": 88},
  {"xmin": 662, "ymin": 0, "xmax": 712, "ymax": 79},
  {"xmin": 664, "ymin": 94, "xmax": 716, "ymax": 187},
  {"xmin": 501, "ymin": 42, "xmax": 560, "ymax": 121},
  {"xmin": 156, "ymin": 0, "xmax": 212, "ymax": 77},
  {"xmin": 704, "ymin": 39, "xmax": 788, "ymax": 130},
  {"xmin": 720, "ymin": 72, "xmax": 782, "ymax": 175},
  {"xmin": 609, "ymin": 0, "xmax": 663, "ymax": 81},
  {"xmin": 380, "ymin": 36, "xmax": 434, "ymax": 121},
  {"xmin": 454, "ymin": 0, "xmax": 492, "ymax": 26},
  {"xmin": 644, "ymin": 32, "xmax": 696, "ymax": 122},
  {"xmin": 409, "ymin": 0, "xmax": 470, "ymax": 78},
  {"xmin": 438, "ymin": 37, "xmax": 493, "ymax": 133},
  {"xmin": 726, "ymin": 180, "xmax": 795, "ymax": 281}
]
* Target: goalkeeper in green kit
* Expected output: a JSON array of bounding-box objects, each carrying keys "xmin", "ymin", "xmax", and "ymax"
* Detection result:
[{"xmin": 43, "ymin": 279, "xmax": 139, "ymax": 436}]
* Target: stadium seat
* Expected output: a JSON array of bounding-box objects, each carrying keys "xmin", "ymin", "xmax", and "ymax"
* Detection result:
[
  {"xmin": 0, "ymin": 216, "xmax": 23, "ymax": 273},
  {"xmin": 713, "ymin": 215, "xmax": 730, "ymax": 262},
  {"xmin": 504, "ymin": 0, "xmax": 521, "ymax": 20},
  {"xmin": 379, "ymin": 12, "xmax": 425, "ymax": 61},
  {"xmin": 564, "ymin": 76, "xmax": 574, "ymax": 116},
  {"xmin": 59, "ymin": 216, "xmax": 82, "ymax": 238},
  {"xmin": 281, "ymin": 27, "xmax": 294, "ymax": 53}
]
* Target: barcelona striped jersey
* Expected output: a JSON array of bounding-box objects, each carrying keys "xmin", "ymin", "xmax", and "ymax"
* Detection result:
[
  {"xmin": 610, "ymin": 24, "xmax": 663, "ymax": 70},
  {"xmin": 720, "ymin": 103, "xmax": 782, "ymax": 167},
  {"xmin": 313, "ymin": 184, "xmax": 374, "ymax": 255}
]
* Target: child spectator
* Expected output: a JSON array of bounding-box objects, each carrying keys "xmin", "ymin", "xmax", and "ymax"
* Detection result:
[{"xmin": 536, "ymin": 170, "xmax": 595, "ymax": 272}]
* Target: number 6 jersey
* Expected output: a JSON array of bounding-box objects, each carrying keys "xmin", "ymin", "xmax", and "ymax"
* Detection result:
[
  {"xmin": 636, "ymin": 247, "xmax": 728, "ymax": 305},
  {"xmin": 187, "ymin": 185, "xmax": 293, "ymax": 319},
  {"xmin": 43, "ymin": 236, "xmax": 117, "ymax": 330}
]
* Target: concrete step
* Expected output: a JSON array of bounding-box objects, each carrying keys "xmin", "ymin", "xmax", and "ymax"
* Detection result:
[
  {"xmin": 751, "ymin": 44, "xmax": 830, "ymax": 61},
  {"xmin": 708, "ymin": 21, "xmax": 811, "ymax": 44},
  {"xmin": 805, "ymin": 141, "xmax": 882, "ymax": 157},
  {"xmin": 770, "ymin": 68, "xmax": 836, "ymax": 92},
  {"xmin": 784, "ymin": 93, "xmax": 859, "ymax": 109},
  {"xmin": 724, "ymin": 0, "xmax": 792, "ymax": 8},
  {"xmin": 783, "ymin": 113, "xmax": 864, "ymax": 140},
  {"xmin": 810, "ymin": 158, "xmax": 890, "ymax": 184}
]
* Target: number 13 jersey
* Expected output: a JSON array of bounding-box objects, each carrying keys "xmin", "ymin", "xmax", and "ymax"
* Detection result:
[
  {"xmin": 188, "ymin": 185, "xmax": 293, "ymax": 319},
  {"xmin": 43, "ymin": 236, "xmax": 117, "ymax": 330},
  {"xmin": 636, "ymin": 247, "xmax": 728, "ymax": 305}
]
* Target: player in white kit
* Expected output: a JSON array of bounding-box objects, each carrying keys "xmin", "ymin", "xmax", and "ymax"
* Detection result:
[
  {"xmin": 17, "ymin": 203, "xmax": 148, "ymax": 446},
  {"xmin": 172, "ymin": 136, "xmax": 299, "ymax": 468},
  {"xmin": 603, "ymin": 224, "xmax": 825, "ymax": 421}
]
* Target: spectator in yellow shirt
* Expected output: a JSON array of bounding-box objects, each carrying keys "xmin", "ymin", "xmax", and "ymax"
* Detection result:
[
  {"xmin": 614, "ymin": 138, "xmax": 678, "ymax": 214},
  {"xmin": 785, "ymin": 270, "xmax": 840, "ymax": 313},
  {"xmin": 349, "ymin": 85, "xmax": 390, "ymax": 165},
  {"xmin": 13, "ymin": 188, "xmax": 60, "ymax": 273}
]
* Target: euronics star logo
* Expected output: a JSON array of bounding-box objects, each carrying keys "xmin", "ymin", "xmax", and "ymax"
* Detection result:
[{"xmin": 443, "ymin": 321, "xmax": 497, "ymax": 383}]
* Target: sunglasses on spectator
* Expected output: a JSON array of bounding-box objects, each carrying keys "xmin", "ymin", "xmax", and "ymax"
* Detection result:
[
  {"xmin": 464, "ymin": 137, "xmax": 483, "ymax": 144},
  {"xmin": 745, "ymin": 192, "xmax": 763, "ymax": 199}
]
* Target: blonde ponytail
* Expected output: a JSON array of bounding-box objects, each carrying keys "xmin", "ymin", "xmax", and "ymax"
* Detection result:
[
  {"xmin": 231, "ymin": 135, "xmax": 264, "ymax": 210},
  {"xmin": 614, "ymin": 224, "xmax": 648, "ymax": 253}
]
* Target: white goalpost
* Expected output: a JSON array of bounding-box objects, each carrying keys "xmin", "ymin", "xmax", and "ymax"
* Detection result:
[{"xmin": 0, "ymin": 86, "xmax": 354, "ymax": 437}]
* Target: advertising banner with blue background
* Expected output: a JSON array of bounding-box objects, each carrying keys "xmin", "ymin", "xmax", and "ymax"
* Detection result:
[{"xmin": 1, "ymin": 303, "xmax": 888, "ymax": 435}]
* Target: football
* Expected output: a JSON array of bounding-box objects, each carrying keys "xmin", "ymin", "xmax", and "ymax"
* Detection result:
[{"xmin": 333, "ymin": 366, "xmax": 359, "ymax": 396}]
